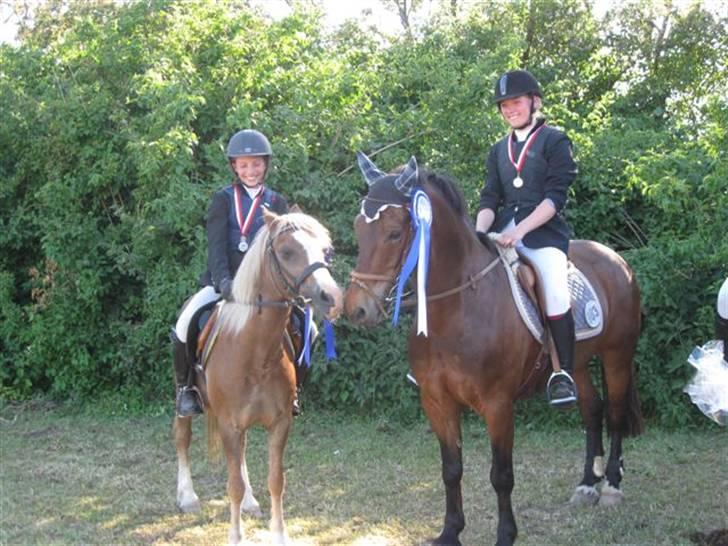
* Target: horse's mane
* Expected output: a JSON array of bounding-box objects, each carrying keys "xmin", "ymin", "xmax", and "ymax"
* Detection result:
[
  {"xmin": 419, "ymin": 168, "xmax": 499, "ymax": 254},
  {"xmin": 420, "ymin": 168, "xmax": 469, "ymax": 218},
  {"xmin": 217, "ymin": 212, "xmax": 332, "ymax": 336}
]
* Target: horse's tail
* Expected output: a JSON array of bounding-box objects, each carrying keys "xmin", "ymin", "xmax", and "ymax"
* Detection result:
[
  {"xmin": 206, "ymin": 413, "xmax": 223, "ymax": 463},
  {"xmin": 623, "ymin": 371, "xmax": 644, "ymax": 437}
]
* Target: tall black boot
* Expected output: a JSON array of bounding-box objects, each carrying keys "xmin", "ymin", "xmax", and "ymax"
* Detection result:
[
  {"xmin": 716, "ymin": 314, "xmax": 728, "ymax": 363},
  {"xmin": 171, "ymin": 329, "xmax": 203, "ymax": 417},
  {"xmin": 546, "ymin": 311, "xmax": 578, "ymax": 408}
]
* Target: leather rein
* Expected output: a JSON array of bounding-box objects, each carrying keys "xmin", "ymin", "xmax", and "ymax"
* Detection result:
[{"xmin": 350, "ymin": 223, "xmax": 501, "ymax": 318}]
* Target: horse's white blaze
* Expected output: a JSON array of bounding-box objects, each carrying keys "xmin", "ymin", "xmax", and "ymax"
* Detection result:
[
  {"xmin": 593, "ymin": 455, "xmax": 605, "ymax": 478},
  {"xmin": 291, "ymin": 229, "xmax": 341, "ymax": 313}
]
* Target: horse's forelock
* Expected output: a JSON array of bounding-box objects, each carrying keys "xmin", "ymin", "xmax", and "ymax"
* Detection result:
[{"xmin": 274, "ymin": 212, "xmax": 332, "ymax": 248}]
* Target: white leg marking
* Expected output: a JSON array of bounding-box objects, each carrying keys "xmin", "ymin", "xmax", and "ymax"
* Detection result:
[
  {"xmin": 176, "ymin": 458, "xmax": 201, "ymax": 512},
  {"xmin": 240, "ymin": 458, "xmax": 262, "ymax": 517},
  {"xmin": 592, "ymin": 455, "xmax": 605, "ymax": 478}
]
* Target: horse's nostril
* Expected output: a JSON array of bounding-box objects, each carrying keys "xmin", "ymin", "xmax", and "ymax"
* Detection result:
[
  {"xmin": 320, "ymin": 289, "xmax": 333, "ymax": 305},
  {"xmin": 354, "ymin": 307, "xmax": 366, "ymax": 322}
]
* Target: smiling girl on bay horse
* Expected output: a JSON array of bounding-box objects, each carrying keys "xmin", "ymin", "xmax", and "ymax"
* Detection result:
[{"xmin": 475, "ymin": 69, "xmax": 579, "ymax": 407}]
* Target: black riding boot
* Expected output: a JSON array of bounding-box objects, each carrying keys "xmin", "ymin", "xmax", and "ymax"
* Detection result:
[
  {"xmin": 716, "ymin": 314, "xmax": 728, "ymax": 362},
  {"xmin": 547, "ymin": 311, "xmax": 578, "ymax": 408},
  {"xmin": 171, "ymin": 329, "xmax": 203, "ymax": 417}
]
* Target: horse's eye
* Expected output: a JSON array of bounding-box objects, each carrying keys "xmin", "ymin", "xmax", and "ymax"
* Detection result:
[
  {"xmin": 280, "ymin": 247, "xmax": 295, "ymax": 261},
  {"xmin": 324, "ymin": 248, "xmax": 334, "ymax": 265},
  {"xmin": 388, "ymin": 230, "xmax": 402, "ymax": 242}
]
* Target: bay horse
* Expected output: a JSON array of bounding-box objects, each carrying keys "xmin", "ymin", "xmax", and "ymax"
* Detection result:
[
  {"xmin": 174, "ymin": 210, "xmax": 342, "ymax": 546},
  {"xmin": 344, "ymin": 157, "xmax": 643, "ymax": 546}
]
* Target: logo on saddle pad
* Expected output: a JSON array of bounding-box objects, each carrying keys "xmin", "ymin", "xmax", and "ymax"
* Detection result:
[{"xmin": 495, "ymin": 244, "xmax": 604, "ymax": 342}]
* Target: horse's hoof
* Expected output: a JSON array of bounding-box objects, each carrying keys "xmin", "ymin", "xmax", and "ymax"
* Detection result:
[
  {"xmin": 177, "ymin": 494, "xmax": 201, "ymax": 513},
  {"xmin": 598, "ymin": 483, "xmax": 625, "ymax": 507},
  {"xmin": 570, "ymin": 484, "xmax": 600, "ymax": 506}
]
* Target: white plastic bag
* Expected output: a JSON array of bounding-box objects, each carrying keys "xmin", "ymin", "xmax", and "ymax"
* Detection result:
[{"xmin": 684, "ymin": 340, "xmax": 728, "ymax": 425}]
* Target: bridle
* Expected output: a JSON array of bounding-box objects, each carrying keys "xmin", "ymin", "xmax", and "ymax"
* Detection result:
[
  {"xmin": 255, "ymin": 224, "xmax": 331, "ymax": 311},
  {"xmin": 349, "ymin": 212, "xmax": 501, "ymax": 319}
]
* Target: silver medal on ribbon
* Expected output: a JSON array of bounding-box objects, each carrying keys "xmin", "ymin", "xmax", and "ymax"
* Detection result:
[
  {"xmin": 513, "ymin": 176, "xmax": 524, "ymax": 188},
  {"xmin": 238, "ymin": 236, "xmax": 249, "ymax": 253}
]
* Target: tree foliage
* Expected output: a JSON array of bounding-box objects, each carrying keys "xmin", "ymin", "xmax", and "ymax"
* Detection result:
[{"xmin": 1, "ymin": 0, "xmax": 726, "ymax": 427}]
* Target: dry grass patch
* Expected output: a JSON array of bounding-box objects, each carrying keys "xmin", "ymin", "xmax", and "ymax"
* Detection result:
[{"xmin": 1, "ymin": 402, "xmax": 726, "ymax": 545}]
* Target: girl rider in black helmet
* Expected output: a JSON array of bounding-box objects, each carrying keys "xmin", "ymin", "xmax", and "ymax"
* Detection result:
[
  {"xmin": 475, "ymin": 70, "xmax": 579, "ymax": 407},
  {"xmin": 171, "ymin": 129, "xmax": 298, "ymax": 417}
]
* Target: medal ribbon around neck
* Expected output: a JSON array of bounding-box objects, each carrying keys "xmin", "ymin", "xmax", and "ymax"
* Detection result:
[
  {"xmin": 392, "ymin": 188, "xmax": 432, "ymax": 336},
  {"xmin": 507, "ymin": 125, "xmax": 545, "ymax": 187},
  {"xmin": 233, "ymin": 184, "xmax": 265, "ymax": 250}
]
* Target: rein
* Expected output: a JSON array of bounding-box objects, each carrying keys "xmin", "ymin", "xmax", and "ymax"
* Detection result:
[{"xmin": 352, "ymin": 256, "xmax": 500, "ymax": 314}]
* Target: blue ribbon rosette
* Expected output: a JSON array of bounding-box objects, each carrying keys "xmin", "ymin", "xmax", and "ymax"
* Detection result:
[{"xmin": 392, "ymin": 188, "xmax": 432, "ymax": 336}]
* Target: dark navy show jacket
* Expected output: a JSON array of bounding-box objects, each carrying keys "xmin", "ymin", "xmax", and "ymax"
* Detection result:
[{"xmin": 478, "ymin": 118, "xmax": 577, "ymax": 254}]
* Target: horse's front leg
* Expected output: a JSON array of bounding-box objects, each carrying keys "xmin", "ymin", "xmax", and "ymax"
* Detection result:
[
  {"xmin": 483, "ymin": 401, "xmax": 517, "ymax": 546},
  {"xmin": 422, "ymin": 392, "xmax": 465, "ymax": 546},
  {"xmin": 267, "ymin": 417, "xmax": 292, "ymax": 546},
  {"xmin": 240, "ymin": 431, "xmax": 263, "ymax": 517},
  {"xmin": 174, "ymin": 416, "xmax": 201, "ymax": 512},
  {"xmin": 220, "ymin": 424, "xmax": 245, "ymax": 545}
]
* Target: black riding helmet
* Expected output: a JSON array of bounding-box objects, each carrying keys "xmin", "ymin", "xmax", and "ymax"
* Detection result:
[
  {"xmin": 226, "ymin": 129, "xmax": 272, "ymax": 178},
  {"xmin": 493, "ymin": 70, "xmax": 542, "ymax": 104}
]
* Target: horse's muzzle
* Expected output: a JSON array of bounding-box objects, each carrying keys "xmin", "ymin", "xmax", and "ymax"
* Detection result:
[{"xmin": 344, "ymin": 286, "xmax": 386, "ymax": 327}]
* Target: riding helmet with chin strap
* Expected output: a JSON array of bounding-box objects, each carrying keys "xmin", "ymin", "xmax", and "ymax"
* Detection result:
[
  {"xmin": 226, "ymin": 129, "xmax": 273, "ymax": 177},
  {"xmin": 493, "ymin": 69, "xmax": 542, "ymax": 105}
]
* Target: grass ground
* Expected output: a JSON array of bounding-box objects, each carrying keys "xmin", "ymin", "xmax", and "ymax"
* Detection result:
[{"xmin": 1, "ymin": 401, "xmax": 726, "ymax": 545}]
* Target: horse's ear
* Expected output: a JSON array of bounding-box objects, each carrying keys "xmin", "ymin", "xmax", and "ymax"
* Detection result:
[
  {"xmin": 289, "ymin": 203, "xmax": 303, "ymax": 214},
  {"xmin": 394, "ymin": 155, "xmax": 418, "ymax": 196},
  {"xmin": 262, "ymin": 207, "xmax": 278, "ymax": 226},
  {"xmin": 357, "ymin": 151, "xmax": 386, "ymax": 186}
]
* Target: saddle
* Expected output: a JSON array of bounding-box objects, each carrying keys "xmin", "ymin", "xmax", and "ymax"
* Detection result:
[
  {"xmin": 195, "ymin": 302, "xmax": 310, "ymax": 380},
  {"xmin": 491, "ymin": 241, "xmax": 605, "ymax": 398}
]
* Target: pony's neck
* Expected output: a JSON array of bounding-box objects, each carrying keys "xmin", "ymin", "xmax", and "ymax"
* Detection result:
[{"xmin": 427, "ymin": 190, "xmax": 489, "ymax": 289}]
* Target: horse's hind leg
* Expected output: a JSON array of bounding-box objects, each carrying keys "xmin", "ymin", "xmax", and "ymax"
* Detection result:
[
  {"xmin": 598, "ymin": 347, "xmax": 642, "ymax": 507},
  {"xmin": 267, "ymin": 418, "xmax": 292, "ymax": 546},
  {"xmin": 422, "ymin": 393, "xmax": 465, "ymax": 546},
  {"xmin": 174, "ymin": 416, "xmax": 201, "ymax": 512},
  {"xmin": 240, "ymin": 431, "xmax": 262, "ymax": 518},
  {"xmin": 571, "ymin": 358, "xmax": 605, "ymax": 506}
]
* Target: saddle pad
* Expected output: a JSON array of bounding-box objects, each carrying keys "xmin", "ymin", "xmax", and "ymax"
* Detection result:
[{"xmin": 496, "ymin": 245, "xmax": 604, "ymax": 342}]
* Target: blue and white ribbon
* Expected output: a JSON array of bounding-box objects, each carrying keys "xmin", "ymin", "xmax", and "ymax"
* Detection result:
[
  {"xmin": 392, "ymin": 188, "xmax": 432, "ymax": 336},
  {"xmin": 298, "ymin": 306, "xmax": 314, "ymax": 367}
]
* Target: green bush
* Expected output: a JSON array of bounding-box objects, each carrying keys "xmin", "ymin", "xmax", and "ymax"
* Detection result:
[{"xmin": 1, "ymin": 0, "xmax": 726, "ymax": 426}]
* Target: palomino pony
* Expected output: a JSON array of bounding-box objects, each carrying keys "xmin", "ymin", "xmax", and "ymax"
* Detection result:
[
  {"xmin": 174, "ymin": 210, "xmax": 342, "ymax": 546},
  {"xmin": 344, "ymin": 157, "xmax": 643, "ymax": 546}
]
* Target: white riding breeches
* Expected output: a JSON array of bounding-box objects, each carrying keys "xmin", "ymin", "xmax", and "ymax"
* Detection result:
[
  {"xmin": 718, "ymin": 278, "xmax": 728, "ymax": 319},
  {"xmin": 174, "ymin": 285, "xmax": 220, "ymax": 343},
  {"xmin": 501, "ymin": 219, "xmax": 571, "ymax": 317}
]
